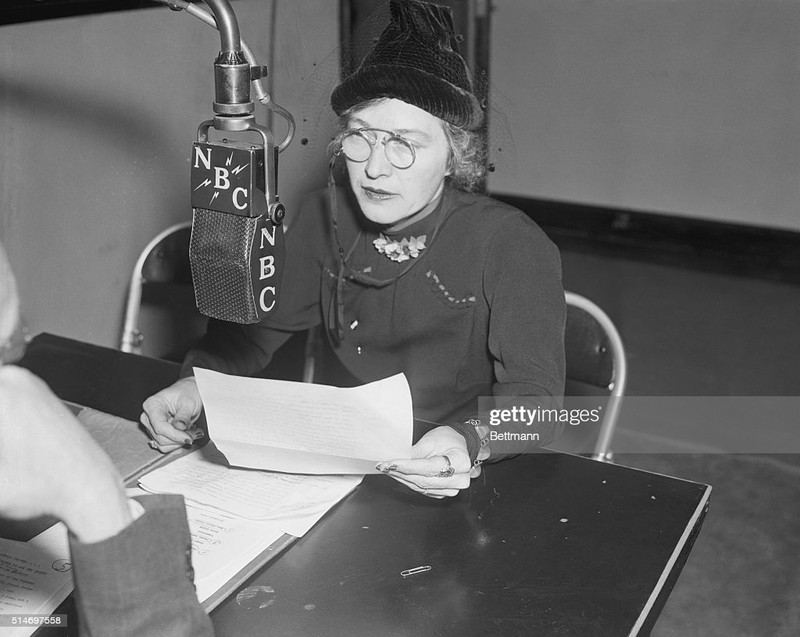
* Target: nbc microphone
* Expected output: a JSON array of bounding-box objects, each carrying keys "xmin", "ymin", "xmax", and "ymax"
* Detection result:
[{"xmin": 188, "ymin": 0, "xmax": 286, "ymax": 324}]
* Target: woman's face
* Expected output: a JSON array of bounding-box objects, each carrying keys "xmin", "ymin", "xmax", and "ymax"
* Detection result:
[{"xmin": 343, "ymin": 99, "xmax": 450, "ymax": 230}]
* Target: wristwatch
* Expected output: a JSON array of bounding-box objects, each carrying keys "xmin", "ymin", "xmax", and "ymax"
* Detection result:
[{"xmin": 467, "ymin": 417, "xmax": 491, "ymax": 478}]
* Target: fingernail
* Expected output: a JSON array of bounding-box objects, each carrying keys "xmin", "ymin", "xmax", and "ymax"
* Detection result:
[{"xmin": 173, "ymin": 419, "xmax": 188, "ymax": 431}]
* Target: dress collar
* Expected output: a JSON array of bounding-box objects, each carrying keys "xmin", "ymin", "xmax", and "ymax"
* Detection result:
[{"xmin": 378, "ymin": 188, "xmax": 450, "ymax": 239}]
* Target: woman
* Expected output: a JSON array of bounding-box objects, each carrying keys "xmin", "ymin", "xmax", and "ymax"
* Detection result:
[{"xmin": 141, "ymin": 0, "xmax": 565, "ymax": 498}]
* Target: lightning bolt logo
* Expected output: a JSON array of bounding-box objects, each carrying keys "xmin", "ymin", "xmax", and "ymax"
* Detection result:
[
  {"xmin": 194, "ymin": 178, "xmax": 212, "ymax": 191},
  {"xmin": 226, "ymin": 153, "xmax": 234, "ymax": 167},
  {"xmin": 231, "ymin": 163, "xmax": 249, "ymax": 176},
  {"xmin": 209, "ymin": 191, "xmax": 220, "ymax": 204}
]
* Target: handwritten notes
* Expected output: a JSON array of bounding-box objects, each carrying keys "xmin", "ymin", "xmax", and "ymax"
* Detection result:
[
  {"xmin": 138, "ymin": 445, "xmax": 362, "ymax": 531},
  {"xmin": 193, "ymin": 369, "xmax": 414, "ymax": 474},
  {"xmin": 137, "ymin": 445, "xmax": 363, "ymax": 607},
  {"xmin": 0, "ymin": 524, "xmax": 72, "ymax": 637}
]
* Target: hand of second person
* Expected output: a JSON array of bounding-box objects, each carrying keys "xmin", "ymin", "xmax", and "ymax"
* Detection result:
[
  {"xmin": 375, "ymin": 425, "xmax": 472, "ymax": 499},
  {"xmin": 140, "ymin": 376, "xmax": 204, "ymax": 453}
]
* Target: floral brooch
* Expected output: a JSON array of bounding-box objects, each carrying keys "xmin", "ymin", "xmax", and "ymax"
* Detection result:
[{"xmin": 373, "ymin": 234, "xmax": 427, "ymax": 262}]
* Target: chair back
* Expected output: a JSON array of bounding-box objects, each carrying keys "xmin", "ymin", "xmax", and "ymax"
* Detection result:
[
  {"xmin": 120, "ymin": 222, "xmax": 206, "ymax": 361},
  {"xmin": 552, "ymin": 291, "xmax": 627, "ymax": 460}
]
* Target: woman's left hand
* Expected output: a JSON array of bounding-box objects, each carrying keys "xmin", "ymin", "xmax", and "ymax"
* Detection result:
[{"xmin": 376, "ymin": 426, "xmax": 472, "ymax": 498}]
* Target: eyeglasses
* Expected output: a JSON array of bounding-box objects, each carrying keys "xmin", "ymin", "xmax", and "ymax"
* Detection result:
[{"xmin": 336, "ymin": 128, "xmax": 416, "ymax": 169}]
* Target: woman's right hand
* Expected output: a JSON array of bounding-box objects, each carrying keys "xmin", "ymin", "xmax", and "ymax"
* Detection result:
[{"xmin": 140, "ymin": 376, "xmax": 204, "ymax": 453}]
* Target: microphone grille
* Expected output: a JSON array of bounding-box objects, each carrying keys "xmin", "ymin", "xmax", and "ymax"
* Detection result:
[{"xmin": 190, "ymin": 208, "xmax": 260, "ymax": 324}]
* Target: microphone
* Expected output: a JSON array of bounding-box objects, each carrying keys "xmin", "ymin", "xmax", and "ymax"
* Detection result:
[
  {"xmin": 190, "ymin": 129, "xmax": 285, "ymax": 324},
  {"xmin": 188, "ymin": 0, "xmax": 287, "ymax": 324}
]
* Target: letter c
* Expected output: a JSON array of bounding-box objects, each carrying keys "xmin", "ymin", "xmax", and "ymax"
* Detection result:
[{"xmin": 259, "ymin": 286, "xmax": 276, "ymax": 312}]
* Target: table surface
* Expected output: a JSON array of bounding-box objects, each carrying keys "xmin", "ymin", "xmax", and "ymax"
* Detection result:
[{"xmin": 16, "ymin": 333, "xmax": 711, "ymax": 637}]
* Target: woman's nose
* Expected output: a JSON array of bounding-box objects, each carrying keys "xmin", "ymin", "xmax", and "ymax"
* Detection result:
[{"xmin": 364, "ymin": 142, "xmax": 393, "ymax": 178}]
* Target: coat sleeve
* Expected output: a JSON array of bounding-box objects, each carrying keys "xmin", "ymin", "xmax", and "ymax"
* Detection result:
[
  {"xmin": 450, "ymin": 211, "xmax": 566, "ymax": 462},
  {"xmin": 68, "ymin": 494, "xmax": 214, "ymax": 637}
]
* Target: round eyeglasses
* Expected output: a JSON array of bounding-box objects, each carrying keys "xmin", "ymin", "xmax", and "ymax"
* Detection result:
[{"xmin": 337, "ymin": 128, "xmax": 416, "ymax": 169}]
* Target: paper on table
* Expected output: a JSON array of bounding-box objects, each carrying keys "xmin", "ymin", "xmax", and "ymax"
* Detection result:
[
  {"xmin": 138, "ymin": 446, "xmax": 363, "ymax": 529},
  {"xmin": 0, "ymin": 523, "xmax": 72, "ymax": 637},
  {"xmin": 194, "ymin": 368, "xmax": 414, "ymax": 474},
  {"xmin": 186, "ymin": 503, "xmax": 284, "ymax": 605},
  {"xmin": 124, "ymin": 486, "xmax": 286, "ymax": 606}
]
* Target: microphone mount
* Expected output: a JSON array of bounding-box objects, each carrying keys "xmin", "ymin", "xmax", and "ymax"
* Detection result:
[
  {"xmin": 158, "ymin": 0, "xmax": 293, "ymax": 224},
  {"xmin": 203, "ymin": 0, "xmax": 256, "ymax": 129},
  {"xmin": 201, "ymin": 0, "xmax": 283, "ymax": 225}
]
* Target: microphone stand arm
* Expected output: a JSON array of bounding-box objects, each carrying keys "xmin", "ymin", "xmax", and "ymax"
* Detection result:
[{"xmin": 157, "ymin": 0, "xmax": 295, "ymax": 152}]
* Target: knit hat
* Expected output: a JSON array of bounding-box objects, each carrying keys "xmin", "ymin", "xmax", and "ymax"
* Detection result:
[{"xmin": 330, "ymin": 0, "xmax": 484, "ymax": 130}]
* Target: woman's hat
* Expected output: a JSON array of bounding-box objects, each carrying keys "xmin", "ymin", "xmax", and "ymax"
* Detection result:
[{"xmin": 330, "ymin": 0, "xmax": 484, "ymax": 130}]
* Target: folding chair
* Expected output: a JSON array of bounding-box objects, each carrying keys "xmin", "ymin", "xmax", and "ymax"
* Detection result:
[
  {"xmin": 557, "ymin": 291, "xmax": 628, "ymax": 461},
  {"xmin": 120, "ymin": 222, "xmax": 206, "ymax": 361}
]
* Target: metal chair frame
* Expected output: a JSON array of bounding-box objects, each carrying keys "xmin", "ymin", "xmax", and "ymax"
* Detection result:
[
  {"xmin": 564, "ymin": 291, "xmax": 628, "ymax": 461},
  {"xmin": 120, "ymin": 221, "xmax": 194, "ymax": 355}
]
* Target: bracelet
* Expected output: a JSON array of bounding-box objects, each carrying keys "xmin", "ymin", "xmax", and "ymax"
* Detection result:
[{"xmin": 467, "ymin": 418, "xmax": 491, "ymax": 478}]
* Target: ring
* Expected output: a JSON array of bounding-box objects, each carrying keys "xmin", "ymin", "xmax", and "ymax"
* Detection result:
[{"xmin": 437, "ymin": 455, "xmax": 456, "ymax": 478}]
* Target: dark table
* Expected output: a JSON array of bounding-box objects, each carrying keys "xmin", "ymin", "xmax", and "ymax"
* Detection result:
[{"xmin": 17, "ymin": 333, "xmax": 711, "ymax": 636}]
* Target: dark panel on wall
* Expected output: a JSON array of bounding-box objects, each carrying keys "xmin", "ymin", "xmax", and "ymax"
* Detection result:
[{"xmin": 495, "ymin": 193, "xmax": 800, "ymax": 284}]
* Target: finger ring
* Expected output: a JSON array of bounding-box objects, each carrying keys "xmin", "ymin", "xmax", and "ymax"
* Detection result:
[
  {"xmin": 148, "ymin": 439, "xmax": 159, "ymax": 450},
  {"xmin": 437, "ymin": 455, "xmax": 456, "ymax": 478}
]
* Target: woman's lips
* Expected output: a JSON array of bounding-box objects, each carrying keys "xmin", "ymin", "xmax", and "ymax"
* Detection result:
[{"xmin": 361, "ymin": 186, "xmax": 396, "ymax": 201}]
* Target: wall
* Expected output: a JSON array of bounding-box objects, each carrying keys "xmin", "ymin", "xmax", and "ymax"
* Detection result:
[
  {"xmin": 0, "ymin": 0, "xmax": 337, "ymax": 347},
  {"xmin": 488, "ymin": 0, "xmax": 800, "ymax": 232}
]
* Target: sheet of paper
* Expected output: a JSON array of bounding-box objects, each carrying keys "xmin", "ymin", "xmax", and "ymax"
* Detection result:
[
  {"xmin": 0, "ymin": 523, "xmax": 72, "ymax": 637},
  {"xmin": 194, "ymin": 368, "xmax": 414, "ymax": 474},
  {"xmin": 138, "ymin": 446, "xmax": 362, "ymax": 528},
  {"xmin": 184, "ymin": 502, "xmax": 286, "ymax": 604},
  {"xmin": 131, "ymin": 449, "xmax": 360, "ymax": 604}
]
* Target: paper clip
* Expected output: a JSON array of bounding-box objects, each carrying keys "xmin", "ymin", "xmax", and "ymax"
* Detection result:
[{"xmin": 400, "ymin": 565, "xmax": 431, "ymax": 578}]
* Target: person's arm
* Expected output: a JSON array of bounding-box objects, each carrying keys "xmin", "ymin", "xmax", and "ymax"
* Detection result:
[
  {"xmin": 476, "ymin": 211, "xmax": 566, "ymax": 460},
  {"xmin": 69, "ymin": 494, "xmax": 214, "ymax": 637},
  {"xmin": 0, "ymin": 366, "xmax": 213, "ymax": 637}
]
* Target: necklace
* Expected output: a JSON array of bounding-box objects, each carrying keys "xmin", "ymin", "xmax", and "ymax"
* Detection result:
[{"xmin": 373, "ymin": 233, "xmax": 427, "ymax": 262}]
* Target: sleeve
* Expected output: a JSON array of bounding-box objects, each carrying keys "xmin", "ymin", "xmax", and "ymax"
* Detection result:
[
  {"xmin": 181, "ymin": 189, "xmax": 332, "ymax": 378},
  {"xmin": 454, "ymin": 211, "xmax": 566, "ymax": 463},
  {"xmin": 68, "ymin": 494, "xmax": 214, "ymax": 637}
]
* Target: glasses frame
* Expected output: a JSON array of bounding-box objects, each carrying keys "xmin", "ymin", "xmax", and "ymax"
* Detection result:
[{"xmin": 336, "ymin": 127, "xmax": 416, "ymax": 170}]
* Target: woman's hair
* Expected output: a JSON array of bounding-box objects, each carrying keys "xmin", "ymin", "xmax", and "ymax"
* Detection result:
[
  {"xmin": 333, "ymin": 98, "xmax": 487, "ymax": 193},
  {"xmin": 442, "ymin": 120, "xmax": 487, "ymax": 193}
]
